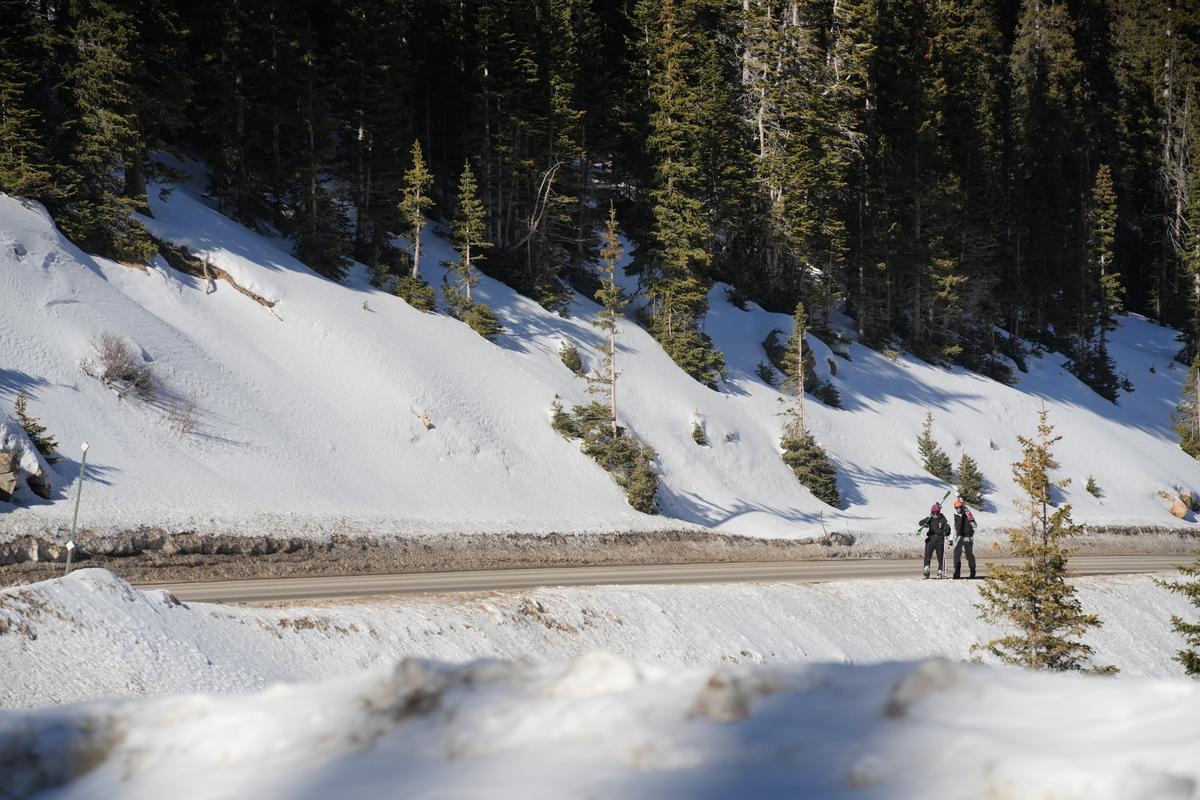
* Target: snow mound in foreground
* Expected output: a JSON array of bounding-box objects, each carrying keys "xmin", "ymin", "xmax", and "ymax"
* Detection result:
[{"xmin": 3, "ymin": 651, "xmax": 1198, "ymax": 800}]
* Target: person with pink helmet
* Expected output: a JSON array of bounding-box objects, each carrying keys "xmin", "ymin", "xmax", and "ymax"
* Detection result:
[{"xmin": 918, "ymin": 501, "xmax": 950, "ymax": 578}]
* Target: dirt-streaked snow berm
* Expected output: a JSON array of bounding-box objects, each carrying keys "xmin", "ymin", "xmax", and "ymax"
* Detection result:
[{"xmin": 1, "ymin": 569, "xmax": 1199, "ymax": 800}]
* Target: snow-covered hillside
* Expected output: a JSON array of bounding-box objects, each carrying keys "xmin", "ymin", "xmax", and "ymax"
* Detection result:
[
  {"xmin": 3, "ymin": 573, "xmax": 1199, "ymax": 800},
  {"xmin": 3, "ymin": 168, "xmax": 1200, "ymax": 541}
]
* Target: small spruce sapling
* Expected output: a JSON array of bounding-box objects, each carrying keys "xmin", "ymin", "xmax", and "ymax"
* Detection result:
[
  {"xmin": 755, "ymin": 361, "xmax": 776, "ymax": 386},
  {"xmin": 14, "ymin": 392, "xmax": 60, "ymax": 463},
  {"xmin": 1085, "ymin": 475, "xmax": 1103, "ymax": 498},
  {"xmin": 918, "ymin": 411, "xmax": 954, "ymax": 482},
  {"xmin": 560, "ymin": 340, "xmax": 584, "ymax": 376},
  {"xmin": 691, "ymin": 420, "xmax": 708, "ymax": 446},
  {"xmin": 957, "ymin": 452, "xmax": 985, "ymax": 506},
  {"xmin": 973, "ymin": 409, "xmax": 1116, "ymax": 673}
]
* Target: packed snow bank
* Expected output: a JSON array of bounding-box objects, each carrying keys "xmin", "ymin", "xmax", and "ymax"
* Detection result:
[
  {"xmin": 4, "ymin": 172, "xmax": 1200, "ymax": 541},
  {"xmin": 1, "ymin": 569, "xmax": 1192, "ymax": 709},
  {"xmin": 3, "ymin": 652, "xmax": 1199, "ymax": 800}
]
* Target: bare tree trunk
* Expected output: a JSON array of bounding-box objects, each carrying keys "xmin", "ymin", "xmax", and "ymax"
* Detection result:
[
  {"xmin": 610, "ymin": 325, "xmax": 618, "ymax": 437},
  {"xmin": 412, "ymin": 221, "xmax": 422, "ymax": 279},
  {"xmin": 796, "ymin": 324, "xmax": 806, "ymax": 433},
  {"xmin": 465, "ymin": 240, "xmax": 473, "ymax": 304}
]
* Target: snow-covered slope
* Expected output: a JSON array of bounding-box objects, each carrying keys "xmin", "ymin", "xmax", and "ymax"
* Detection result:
[
  {"xmin": 3, "ymin": 170, "xmax": 1200, "ymax": 540},
  {"xmin": 0, "ymin": 569, "xmax": 1192, "ymax": 710}
]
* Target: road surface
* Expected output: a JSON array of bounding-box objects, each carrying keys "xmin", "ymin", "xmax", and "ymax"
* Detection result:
[{"xmin": 136, "ymin": 554, "xmax": 1190, "ymax": 604}]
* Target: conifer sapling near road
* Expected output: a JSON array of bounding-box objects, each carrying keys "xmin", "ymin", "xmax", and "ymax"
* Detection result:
[
  {"xmin": 1158, "ymin": 560, "xmax": 1200, "ymax": 676},
  {"xmin": 974, "ymin": 409, "xmax": 1115, "ymax": 673}
]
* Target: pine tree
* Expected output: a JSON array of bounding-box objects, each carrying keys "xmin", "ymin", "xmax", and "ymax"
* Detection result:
[
  {"xmin": 783, "ymin": 302, "xmax": 810, "ymax": 432},
  {"xmin": 291, "ymin": 20, "xmax": 350, "ymax": 281},
  {"xmin": 13, "ymin": 392, "xmax": 59, "ymax": 464},
  {"xmin": 917, "ymin": 411, "xmax": 954, "ymax": 482},
  {"xmin": 400, "ymin": 140, "xmax": 434, "ymax": 280},
  {"xmin": 958, "ymin": 452, "xmax": 985, "ymax": 507},
  {"xmin": 590, "ymin": 204, "xmax": 628, "ymax": 437},
  {"xmin": 444, "ymin": 161, "xmax": 502, "ymax": 340},
  {"xmin": 1174, "ymin": 353, "xmax": 1200, "ymax": 459},
  {"xmin": 394, "ymin": 139, "xmax": 436, "ymax": 311},
  {"xmin": 974, "ymin": 409, "xmax": 1116, "ymax": 672},
  {"xmin": 445, "ymin": 161, "xmax": 491, "ymax": 309},
  {"xmin": 781, "ymin": 419, "xmax": 840, "ymax": 508},
  {"xmin": 1159, "ymin": 560, "xmax": 1200, "ymax": 675},
  {"xmin": 552, "ymin": 401, "xmax": 659, "ymax": 513},
  {"xmin": 1073, "ymin": 163, "xmax": 1122, "ymax": 400},
  {"xmin": 1008, "ymin": 0, "xmax": 1089, "ymax": 342},
  {"xmin": 636, "ymin": 0, "xmax": 726, "ymax": 389},
  {"xmin": 779, "ymin": 299, "xmax": 839, "ymax": 507},
  {"xmin": 0, "ymin": 47, "xmax": 53, "ymax": 198},
  {"xmin": 58, "ymin": 0, "xmax": 157, "ymax": 263}
]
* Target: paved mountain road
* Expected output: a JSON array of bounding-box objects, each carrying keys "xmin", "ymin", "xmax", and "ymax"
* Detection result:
[{"xmin": 136, "ymin": 554, "xmax": 1190, "ymax": 604}]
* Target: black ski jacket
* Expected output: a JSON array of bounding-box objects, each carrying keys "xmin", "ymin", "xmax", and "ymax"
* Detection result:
[
  {"xmin": 954, "ymin": 511, "xmax": 976, "ymax": 538},
  {"xmin": 920, "ymin": 513, "xmax": 950, "ymax": 538}
]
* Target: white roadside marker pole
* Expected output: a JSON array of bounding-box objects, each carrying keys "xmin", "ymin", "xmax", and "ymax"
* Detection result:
[{"xmin": 65, "ymin": 442, "xmax": 89, "ymax": 576}]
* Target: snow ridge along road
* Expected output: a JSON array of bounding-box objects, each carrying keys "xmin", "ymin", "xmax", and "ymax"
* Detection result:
[{"xmin": 137, "ymin": 554, "xmax": 1189, "ymax": 603}]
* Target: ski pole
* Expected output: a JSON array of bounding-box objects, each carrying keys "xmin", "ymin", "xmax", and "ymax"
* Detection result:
[{"xmin": 65, "ymin": 442, "xmax": 88, "ymax": 576}]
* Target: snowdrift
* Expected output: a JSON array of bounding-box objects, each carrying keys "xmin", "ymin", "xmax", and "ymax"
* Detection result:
[
  {"xmin": 4, "ymin": 169, "xmax": 1200, "ymax": 541},
  {"xmin": 3, "ymin": 649, "xmax": 1199, "ymax": 800},
  {"xmin": 0, "ymin": 569, "xmax": 1192, "ymax": 710}
]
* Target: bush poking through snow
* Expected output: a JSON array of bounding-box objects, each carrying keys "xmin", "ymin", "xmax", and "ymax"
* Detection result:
[
  {"xmin": 84, "ymin": 333, "xmax": 156, "ymax": 400},
  {"xmin": 781, "ymin": 423, "xmax": 840, "ymax": 508},
  {"xmin": 957, "ymin": 453, "xmax": 985, "ymax": 506},
  {"xmin": 1157, "ymin": 560, "xmax": 1200, "ymax": 676},
  {"xmin": 550, "ymin": 399, "xmax": 576, "ymax": 438},
  {"xmin": 559, "ymin": 341, "xmax": 584, "ymax": 376},
  {"xmin": 166, "ymin": 392, "xmax": 200, "ymax": 437},
  {"xmin": 462, "ymin": 303, "xmax": 504, "ymax": 342},
  {"xmin": 444, "ymin": 282, "xmax": 504, "ymax": 341},
  {"xmin": 14, "ymin": 392, "xmax": 59, "ymax": 463},
  {"xmin": 974, "ymin": 409, "xmax": 1116, "ymax": 673},
  {"xmin": 1086, "ymin": 475, "xmax": 1103, "ymax": 498},
  {"xmin": 691, "ymin": 421, "xmax": 708, "ymax": 446},
  {"xmin": 813, "ymin": 380, "xmax": 841, "ymax": 409},
  {"xmin": 755, "ymin": 361, "xmax": 776, "ymax": 386},
  {"xmin": 917, "ymin": 411, "xmax": 953, "ymax": 483},
  {"xmin": 549, "ymin": 401, "xmax": 658, "ymax": 514},
  {"xmin": 1174, "ymin": 354, "xmax": 1200, "ymax": 459},
  {"xmin": 394, "ymin": 274, "xmax": 436, "ymax": 312}
]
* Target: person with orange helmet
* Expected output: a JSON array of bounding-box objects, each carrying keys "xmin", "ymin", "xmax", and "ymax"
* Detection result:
[
  {"xmin": 951, "ymin": 496, "xmax": 977, "ymax": 579},
  {"xmin": 918, "ymin": 501, "xmax": 950, "ymax": 579}
]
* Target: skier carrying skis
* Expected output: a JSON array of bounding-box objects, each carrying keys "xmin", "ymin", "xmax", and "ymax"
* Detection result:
[
  {"xmin": 951, "ymin": 497, "xmax": 977, "ymax": 579},
  {"xmin": 918, "ymin": 502, "xmax": 950, "ymax": 579}
]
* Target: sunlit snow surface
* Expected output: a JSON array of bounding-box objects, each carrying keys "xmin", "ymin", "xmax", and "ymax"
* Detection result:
[
  {"xmin": 2, "ymin": 572, "xmax": 1199, "ymax": 799},
  {"xmin": 2, "ymin": 164, "xmax": 1200, "ymax": 542}
]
